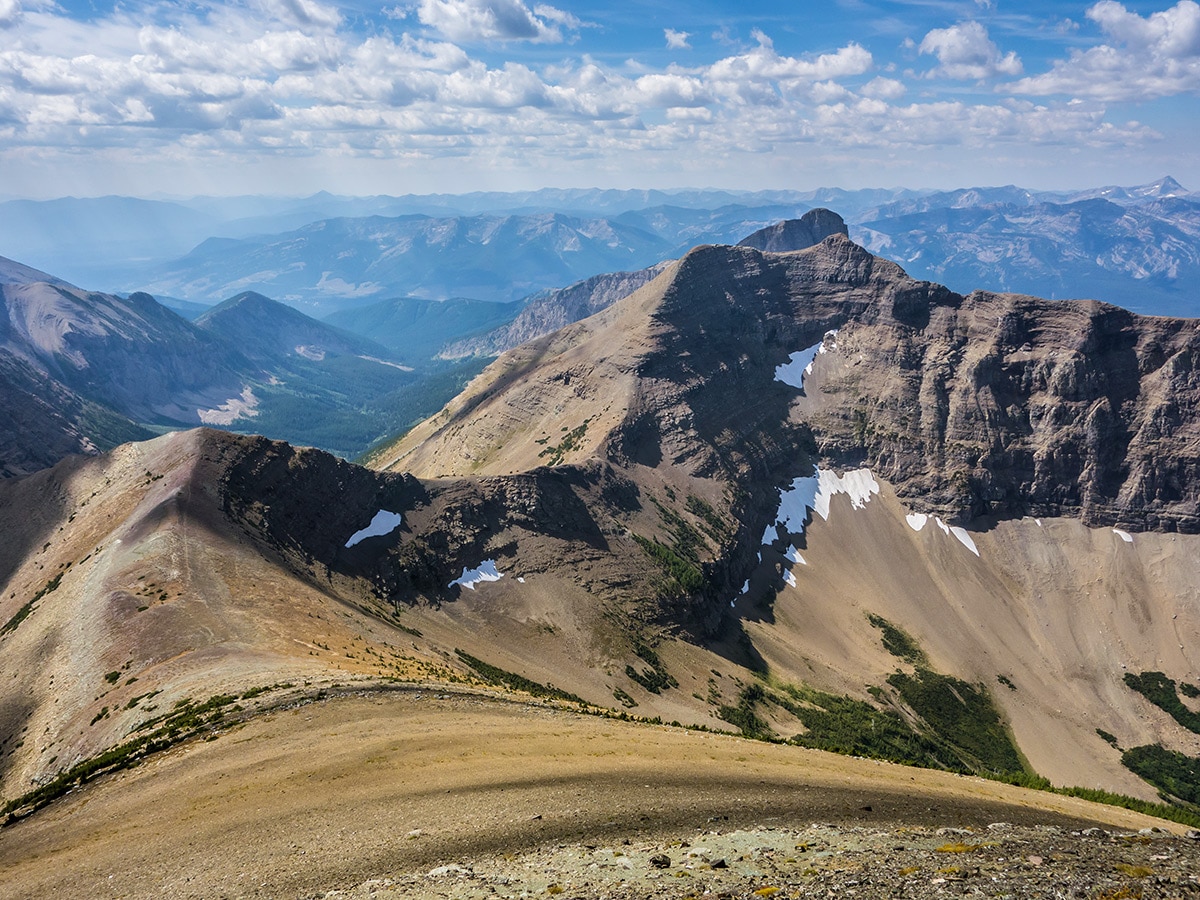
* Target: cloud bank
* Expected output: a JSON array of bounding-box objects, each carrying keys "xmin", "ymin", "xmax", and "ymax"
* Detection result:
[{"xmin": 0, "ymin": 1, "xmax": 1193, "ymax": 194}]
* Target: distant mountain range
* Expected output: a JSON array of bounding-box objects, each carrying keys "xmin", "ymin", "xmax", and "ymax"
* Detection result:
[
  {"xmin": 0, "ymin": 264, "xmax": 483, "ymax": 471},
  {"xmin": 137, "ymin": 213, "xmax": 677, "ymax": 313},
  {"xmin": 854, "ymin": 179, "xmax": 1200, "ymax": 316},
  {"xmin": 323, "ymin": 296, "xmax": 520, "ymax": 363},
  {"xmin": 4, "ymin": 178, "xmax": 1193, "ymax": 322}
]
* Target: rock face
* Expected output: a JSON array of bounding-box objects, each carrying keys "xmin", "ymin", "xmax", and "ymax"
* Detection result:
[
  {"xmin": 386, "ymin": 233, "xmax": 1200, "ymax": 533},
  {"xmin": 798, "ymin": 286, "xmax": 1200, "ymax": 531},
  {"xmin": 736, "ymin": 208, "xmax": 849, "ymax": 252},
  {"xmin": 443, "ymin": 210, "xmax": 849, "ymax": 360}
]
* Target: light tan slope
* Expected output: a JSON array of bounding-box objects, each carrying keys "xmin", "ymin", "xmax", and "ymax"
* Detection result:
[
  {"xmin": 735, "ymin": 470, "xmax": 1200, "ymax": 800},
  {"xmin": 0, "ymin": 692, "xmax": 1179, "ymax": 900},
  {"xmin": 0, "ymin": 430, "xmax": 455, "ymax": 803},
  {"xmin": 368, "ymin": 260, "xmax": 679, "ymax": 478}
]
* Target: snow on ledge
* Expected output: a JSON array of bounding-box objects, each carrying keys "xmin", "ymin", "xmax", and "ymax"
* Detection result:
[
  {"xmin": 815, "ymin": 468, "xmax": 879, "ymax": 519},
  {"xmin": 774, "ymin": 331, "xmax": 839, "ymax": 392},
  {"xmin": 450, "ymin": 559, "xmax": 504, "ymax": 590},
  {"xmin": 345, "ymin": 510, "xmax": 403, "ymax": 548}
]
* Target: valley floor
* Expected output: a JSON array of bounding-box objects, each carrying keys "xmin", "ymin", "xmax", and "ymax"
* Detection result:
[{"xmin": 0, "ymin": 686, "xmax": 1191, "ymax": 899}]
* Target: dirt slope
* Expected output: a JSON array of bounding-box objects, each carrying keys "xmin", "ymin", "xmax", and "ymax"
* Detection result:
[{"xmin": 0, "ymin": 691, "xmax": 1182, "ymax": 900}]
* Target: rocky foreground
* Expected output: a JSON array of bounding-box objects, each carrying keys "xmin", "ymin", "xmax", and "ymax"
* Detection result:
[{"xmin": 329, "ymin": 821, "xmax": 1200, "ymax": 899}]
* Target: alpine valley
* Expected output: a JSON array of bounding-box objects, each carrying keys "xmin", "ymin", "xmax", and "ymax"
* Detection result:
[{"xmin": 4, "ymin": 198, "xmax": 1200, "ymax": 898}]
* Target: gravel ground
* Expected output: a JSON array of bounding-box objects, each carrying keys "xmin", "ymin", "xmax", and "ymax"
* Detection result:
[{"xmin": 328, "ymin": 822, "xmax": 1200, "ymax": 899}]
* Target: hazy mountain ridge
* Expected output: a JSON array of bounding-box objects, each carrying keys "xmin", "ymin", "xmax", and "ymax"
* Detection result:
[
  {"xmin": 324, "ymin": 296, "xmax": 521, "ymax": 361},
  {"xmin": 854, "ymin": 190, "xmax": 1200, "ymax": 315},
  {"xmin": 140, "ymin": 212, "xmax": 675, "ymax": 311},
  {"xmin": 441, "ymin": 262, "xmax": 672, "ymax": 359},
  {"xmin": 4, "ymin": 178, "xmax": 1195, "ymax": 324},
  {"xmin": 0, "ymin": 281, "xmax": 250, "ymax": 425},
  {"xmin": 0, "ymin": 271, "xmax": 480, "ymax": 472},
  {"xmin": 195, "ymin": 291, "xmax": 398, "ymax": 364}
]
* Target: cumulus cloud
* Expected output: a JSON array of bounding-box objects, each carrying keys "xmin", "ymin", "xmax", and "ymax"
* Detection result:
[
  {"xmin": 861, "ymin": 75, "xmax": 906, "ymax": 99},
  {"xmin": 0, "ymin": 0, "xmax": 20, "ymax": 29},
  {"xmin": 1010, "ymin": 0, "xmax": 1200, "ymax": 100},
  {"xmin": 0, "ymin": 0, "xmax": 1178, "ymax": 192},
  {"xmin": 416, "ymin": 0, "xmax": 575, "ymax": 43},
  {"xmin": 665, "ymin": 28, "xmax": 690, "ymax": 50},
  {"xmin": 919, "ymin": 21, "xmax": 1023, "ymax": 79}
]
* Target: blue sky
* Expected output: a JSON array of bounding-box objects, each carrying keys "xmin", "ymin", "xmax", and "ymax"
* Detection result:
[{"xmin": 0, "ymin": 0, "xmax": 1197, "ymax": 197}]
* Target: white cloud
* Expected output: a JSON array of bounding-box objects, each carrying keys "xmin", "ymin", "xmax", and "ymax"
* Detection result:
[
  {"xmin": 919, "ymin": 21, "xmax": 1023, "ymax": 79},
  {"xmin": 665, "ymin": 28, "xmax": 690, "ymax": 50},
  {"xmin": 0, "ymin": 1, "xmax": 1184, "ymax": 196},
  {"xmin": 1010, "ymin": 0, "xmax": 1200, "ymax": 101},
  {"xmin": 810, "ymin": 80, "xmax": 851, "ymax": 103},
  {"xmin": 861, "ymin": 75, "xmax": 906, "ymax": 99},
  {"xmin": 416, "ymin": 0, "xmax": 574, "ymax": 43},
  {"xmin": 0, "ymin": 0, "xmax": 21, "ymax": 29},
  {"xmin": 706, "ymin": 32, "xmax": 873, "ymax": 90}
]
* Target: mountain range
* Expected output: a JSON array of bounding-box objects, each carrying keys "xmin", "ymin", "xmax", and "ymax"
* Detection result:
[
  {"xmin": 4, "ymin": 178, "xmax": 1195, "ymax": 324},
  {"xmin": 5, "ymin": 215, "xmax": 1200, "ymax": 837},
  {"xmin": 0, "ymin": 267, "xmax": 488, "ymax": 471}
]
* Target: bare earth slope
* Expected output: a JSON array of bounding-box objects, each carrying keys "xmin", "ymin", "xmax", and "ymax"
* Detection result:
[{"xmin": 0, "ymin": 692, "xmax": 1188, "ymax": 900}]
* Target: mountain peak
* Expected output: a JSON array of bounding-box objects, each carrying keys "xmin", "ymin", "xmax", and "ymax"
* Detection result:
[{"xmin": 736, "ymin": 208, "xmax": 848, "ymax": 253}]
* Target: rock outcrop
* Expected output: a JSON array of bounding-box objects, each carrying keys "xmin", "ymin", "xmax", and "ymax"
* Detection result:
[{"xmin": 736, "ymin": 208, "xmax": 849, "ymax": 252}]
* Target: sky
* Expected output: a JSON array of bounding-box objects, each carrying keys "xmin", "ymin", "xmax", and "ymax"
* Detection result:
[{"xmin": 0, "ymin": 0, "xmax": 1197, "ymax": 197}]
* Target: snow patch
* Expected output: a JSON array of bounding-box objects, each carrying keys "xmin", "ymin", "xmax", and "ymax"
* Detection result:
[
  {"xmin": 517, "ymin": 576, "xmax": 526, "ymax": 583},
  {"xmin": 768, "ymin": 466, "xmax": 878, "ymax": 544},
  {"xmin": 359, "ymin": 355, "xmax": 414, "ymax": 372},
  {"xmin": 783, "ymin": 569, "xmax": 797, "ymax": 588},
  {"xmin": 294, "ymin": 344, "xmax": 326, "ymax": 361},
  {"xmin": 1113, "ymin": 528, "xmax": 1133, "ymax": 543},
  {"xmin": 785, "ymin": 546, "xmax": 807, "ymax": 566},
  {"xmin": 906, "ymin": 513, "xmax": 928, "ymax": 532},
  {"xmin": 773, "ymin": 330, "xmax": 839, "ymax": 391},
  {"xmin": 450, "ymin": 559, "xmax": 504, "ymax": 590},
  {"xmin": 813, "ymin": 468, "xmax": 879, "ymax": 520},
  {"xmin": 948, "ymin": 525, "xmax": 980, "ymax": 556},
  {"xmin": 773, "ymin": 344, "xmax": 821, "ymax": 389},
  {"xmin": 919, "ymin": 516, "xmax": 980, "ymax": 556},
  {"xmin": 345, "ymin": 510, "xmax": 403, "ymax": 548},
  {"xmin": 774, "ymin": 471, "xmax": 821, "ymax": 535}
]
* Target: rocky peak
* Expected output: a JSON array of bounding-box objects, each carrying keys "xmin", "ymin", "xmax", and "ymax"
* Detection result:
[{"xmin": 736, "ymin": 208, "xmax": 848, "ymax": 253}]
